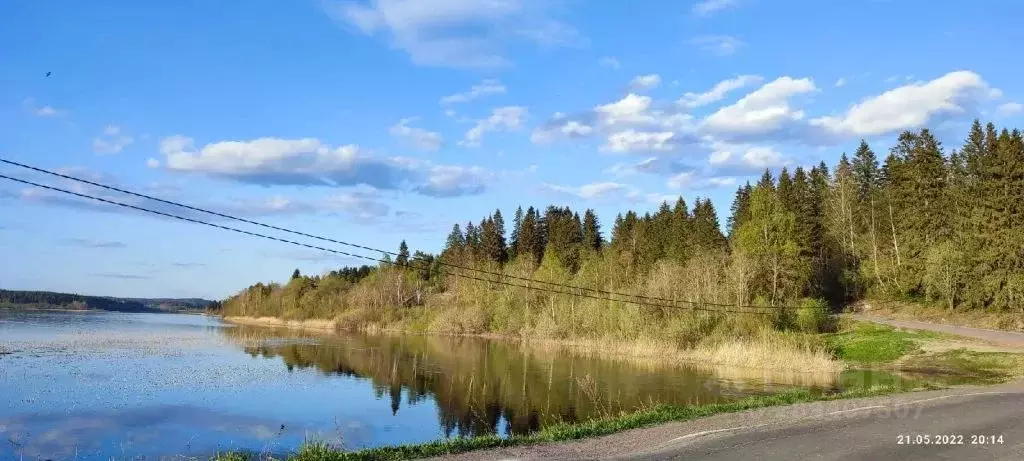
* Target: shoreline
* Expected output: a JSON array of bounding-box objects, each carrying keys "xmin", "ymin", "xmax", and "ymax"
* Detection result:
[{"xmin": 221, "ymin": 315, "xmax": 844, "ymax": 374}]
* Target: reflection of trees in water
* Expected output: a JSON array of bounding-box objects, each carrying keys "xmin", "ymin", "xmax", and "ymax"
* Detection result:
[{"xmin": 224, "ymin": 326, "xmax": 726, "ymax": 437}]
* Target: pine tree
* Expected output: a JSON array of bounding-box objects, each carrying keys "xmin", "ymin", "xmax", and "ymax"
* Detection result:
[
  {"xmin": 727, "ymin": 184, "xmax": 752, "ymax": 241},
  {"xmin": 518, "ymin": 206, "xmax": 542, "ymax": 266},
  {"xmin": 669, "ymin": 197, "xmax": 691, "ymax": 262},
  {"xmin": 777, "ymin": 167, "xmax": 794, "ymax": 211},
  {"xmin": 396, "ymin": 240, "xmax": 410, "ymax": 266},
  {"xmin": 291, "ymin": 268, "xmax": 301, "ymax": 280},
  {"xmin": 440, "ymin": 224, "xmax": 464, "ymax": 261},
  {"xmin": 464, "ymin": 221, "xmax": 481, "ymax": 261},
  {"xmin": 582, "ymin": 209, "xmax": 602, "ymax": 252},
  {"xmin": 691, "ymin": 198, "xmax": 726, "ymax": 251},
  {"xmin": 510, "ymin": 206, "xmax": 523, "ymax": 260}
]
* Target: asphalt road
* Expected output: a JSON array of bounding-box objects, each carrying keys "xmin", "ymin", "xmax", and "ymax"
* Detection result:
[{"xmin": 434, "ymin": 319, "xmax": 1024, "ymax": 461}]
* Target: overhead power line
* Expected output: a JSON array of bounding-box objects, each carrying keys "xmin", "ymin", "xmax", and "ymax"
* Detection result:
[{"xmin": 0, "ymin": 157, "xmax": 816, "ymax": 312}]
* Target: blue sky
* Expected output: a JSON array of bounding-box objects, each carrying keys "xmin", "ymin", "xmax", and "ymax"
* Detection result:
[{"xmin": 2, "ymin": 0, "xmax": 1022, "ymax": 300}]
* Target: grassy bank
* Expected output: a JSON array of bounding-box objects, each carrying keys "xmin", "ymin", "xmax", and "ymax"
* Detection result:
[
  {"xmin": 225, "ymin": 314, "xmax": 841, "ymax": 373},
  {"xmin": 213, "ymin": 384, "xmax": 914, "ymax": 461},
  {"xmin": 826, "ymin": 318, "xmax": 1024, "ymax": 385}
]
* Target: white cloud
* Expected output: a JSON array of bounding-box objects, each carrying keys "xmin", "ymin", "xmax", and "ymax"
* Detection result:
[
  {"xmin": 389, "ymin": 117, "xmax": 443, "ymax": 150},
  {"xmin": 668, "ymin": 171, "xmax": 739, "ymax": 190},
  {"xmin": 146, "ymin": 158, "xmax": 160, "ymax": 168},
  {"xmin": 92, "ymin": 125, "xmax": 135, "ymax": 155},
  {"xmin": 323, "ymin": 0, "xmax": 580, "ymax": 68},
  {"xmin": 598, "ymin": 56, "xmax": 620, "ymax": 69},
  {"xmin": 531, "ymin": 119, "xmax": 593, "ymax": 144},
  {"xmin": 996, "ymin": 102, "xmax": 1023, "ymax": 117},
  {"xmin": 22, "ymin": 97, "xmax": 68, "ymax": 117},
  {"xmin": 692, "ymin": 0, "xmax": 738, "ymax": 16},
  {"xmin": 703, "ymin": 76, "xmax": 817, "ymax": 137},
  {"xmin": 595, "ymin": 93, "xmax": 655, "ymax": 125},
  {"xmin": 414, "ymin": 165, "xmax": 492, "ymax": 197},
  {"xmin": 689, "ymin": 35, "xmax": 744, "ymax": 56},
  {"xmin": 439, "ymin": 79, "xmax": 506, "ymax": 104},
  {"xmin": 542, "ymin": 181, "xmax": 641, "ymax": 201},
  {"xmin": 602, "ymin": 130, "xmax": 676, "ymax": 153},
  {"xmin": 158, "ymin": 135, "xmax": 490, "ymax": 196},
  {"xmin": 707, "ymin": 177, "xmax": 737, "ymax": 187},
  {"xmin": 630, "ymin": 74, "xmax": 662, "ymax": 90},
  {"xmin": 834, "ymin": 77, "xmax": 847, "ymax": 88},
  {"xmin": 810, "ymin": 70, "xmax": 995, "ymax": 137},
  {"xmin": 460, "ymin": 106, "xmax": 528, "ymax": 147},
  {"xmin": 667, "ymin": 171, "xmax": 696, "ymax": 189},
  {"xmin": 677, "ymin": 75, "xmax": 762, "ymax": 109},
  {"xmin": 706, "ymin": 142, "xmax": 789, "ymax": 172}
]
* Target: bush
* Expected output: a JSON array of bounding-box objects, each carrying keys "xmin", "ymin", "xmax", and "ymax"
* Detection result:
[{"xmin": 795, "ymin": 298, "xmax": 836, "ymax": 333}]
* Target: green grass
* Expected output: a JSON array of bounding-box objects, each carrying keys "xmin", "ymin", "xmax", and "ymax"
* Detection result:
[
  {"xmin": 825, "ymin": 321, "xmax": 945, "ymax": 364},
  {"xmin": 899, "ymin": 349, "xmax": 1024, "ymax": 385},
  {"xmin": 212, "ymin": 385, "xmax": 918, "ymax": 461}
]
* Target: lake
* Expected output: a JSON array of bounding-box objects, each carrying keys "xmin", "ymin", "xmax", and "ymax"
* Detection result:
[{"xmin": 0, "ymin": 310, "xmax": 886, "ymax": 460}]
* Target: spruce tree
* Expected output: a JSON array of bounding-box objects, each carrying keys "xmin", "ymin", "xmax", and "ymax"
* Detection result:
[
  {"xmin": 582, "ymin": 209, "xmax": 602, "ymax": 252},
  {"xmin": 396, "ymin": 240, "xmax": 410, "ymax": 266}
]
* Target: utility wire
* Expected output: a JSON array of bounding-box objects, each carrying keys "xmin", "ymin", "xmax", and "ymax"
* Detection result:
[
  {"xmin": 0, "ymin": 157, "xmax": 814, "ymax": 311},
  {"xmin": 0, "ymin": 172, "xmax": 788, "ymax": 316}
]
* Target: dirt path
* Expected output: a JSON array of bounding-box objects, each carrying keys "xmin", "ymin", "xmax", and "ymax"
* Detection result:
[{"xmin": 850, "ymin": 314, "xmax": 1024, "ymax": 351}]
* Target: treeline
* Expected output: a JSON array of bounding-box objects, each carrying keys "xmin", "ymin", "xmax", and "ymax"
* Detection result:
[
  {"xmin": 430, "ymin": 120, "xmax": 1024, "ymax": 311},
  {"xmin": 217, "ymin": 120, "xmax": 1023, "ymax": 338},
  {"xmin": 0, "ymin": 289, "xmax": 159, "ymax": 313}
]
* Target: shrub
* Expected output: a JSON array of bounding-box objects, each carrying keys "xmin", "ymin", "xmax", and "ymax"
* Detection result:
[{"xmin": 795, "ymin": 298, "xmax": 836, "ymax": 333}]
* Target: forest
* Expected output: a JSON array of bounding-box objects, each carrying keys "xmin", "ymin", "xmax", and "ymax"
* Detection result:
[
  {"xmin": 0, "ymin": 289, "xmax": 157, "ymax": 312},
  {"xmin": 215, "ymin": 120, "xmax": 1023, "ymax": 359}
]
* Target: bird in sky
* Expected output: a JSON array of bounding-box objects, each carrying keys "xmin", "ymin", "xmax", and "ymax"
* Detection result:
[{"xmin": 45, "ymin": 71, "xmax": 51, "ymax": 77}]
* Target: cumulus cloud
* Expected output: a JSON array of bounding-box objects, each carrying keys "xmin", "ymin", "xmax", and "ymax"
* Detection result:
[
  {"xmin": 677, "ymin": 75, "xmax": 762, "ymax": 109},
  {"xmin": 689, "ymin": 35, "xmax": 744, "ymax": 56},
  {"xmin": 439, "ymin": 79, "xmax": 506, "ymax": 104},
  {"xmin": 531, "ymin": 118, "xmax": 593, "ymax": 144},
  {"xmin": 706, "ymin": 142, "xmax": 790, "ymax": 173},
  {"xmin": 22, "ymin": 97, "xmax": 68, "ymax": 117},
  {"xmin": 598, "ymin": 56, "xmax": 621, "ymax": 69},
  {"xmin": 703, "ymin": 76, "xmax": 817, "ymax": 139},
  {"xmin": 532, "ymin": 93, "xmax": 698, "ymax": 146},
  {"xmin": 602, "ymin": 130, "xmax": 676, "ymax": 153},
  {"xmin": 414, "ymin": 165, "xmax": 492, "ymax": 197},
  {"xmin": 323, "ymin": 0, "xmax": 581, "ymax": 68},
  {"xmin": 11, "ymin": 165, "xmax": 395, "ymax": 222},
  {"xmin": 630, "ymin": 74, "xmax": 662, "ymax": 90},
  {"xmin": 810, "ymin": 71, "xmax": 996, "ymax": 137},
  {"xmin": 459, "ymin": 106, "xmax": 528, "ymax": 147},
  {"xmin": 692, "ymin": 0, "xmax": 738, "ymax": 16},
  {"xmin": 157, "ymin": 135, "xmax": 490, "ymax": 196},
  {"xmin": 834, "ymin": 77, "xmax": 847, "ymax": 88},
  {"xmin": 389, "ymin": 117, "xmax": 443, "ymax": 151},
  {"xmin": 92, "ymin": 125, "xmax": 135, "ymax": 155},
  {"xmin": 596, "ymin": 93, "xmax": 656, "ymax": 126}
]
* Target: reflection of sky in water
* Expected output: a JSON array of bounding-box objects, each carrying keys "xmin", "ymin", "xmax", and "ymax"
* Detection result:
[
  {"xmin": 0, "ymin": 312, "xmax": 441, "ymax": 460},
  {"xmin": 0, "ymin": 311, "xmax": 841, "ymax": 460}
]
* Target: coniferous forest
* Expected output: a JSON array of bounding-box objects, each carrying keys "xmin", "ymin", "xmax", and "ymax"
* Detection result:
[{"xmin": 217, "ymin": 121, "xmax": 1024, "ymax": 359}]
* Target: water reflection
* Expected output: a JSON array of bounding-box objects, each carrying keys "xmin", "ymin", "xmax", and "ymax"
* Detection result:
[{"xmin": 224, "ymin": 325, "xmax": 761, "ymax": 437}]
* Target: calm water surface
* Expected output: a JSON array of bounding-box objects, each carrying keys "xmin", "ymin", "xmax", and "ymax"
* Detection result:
[{"xmin": 0, "ymin": 310, "xmax": 865, "ymax": 460}]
